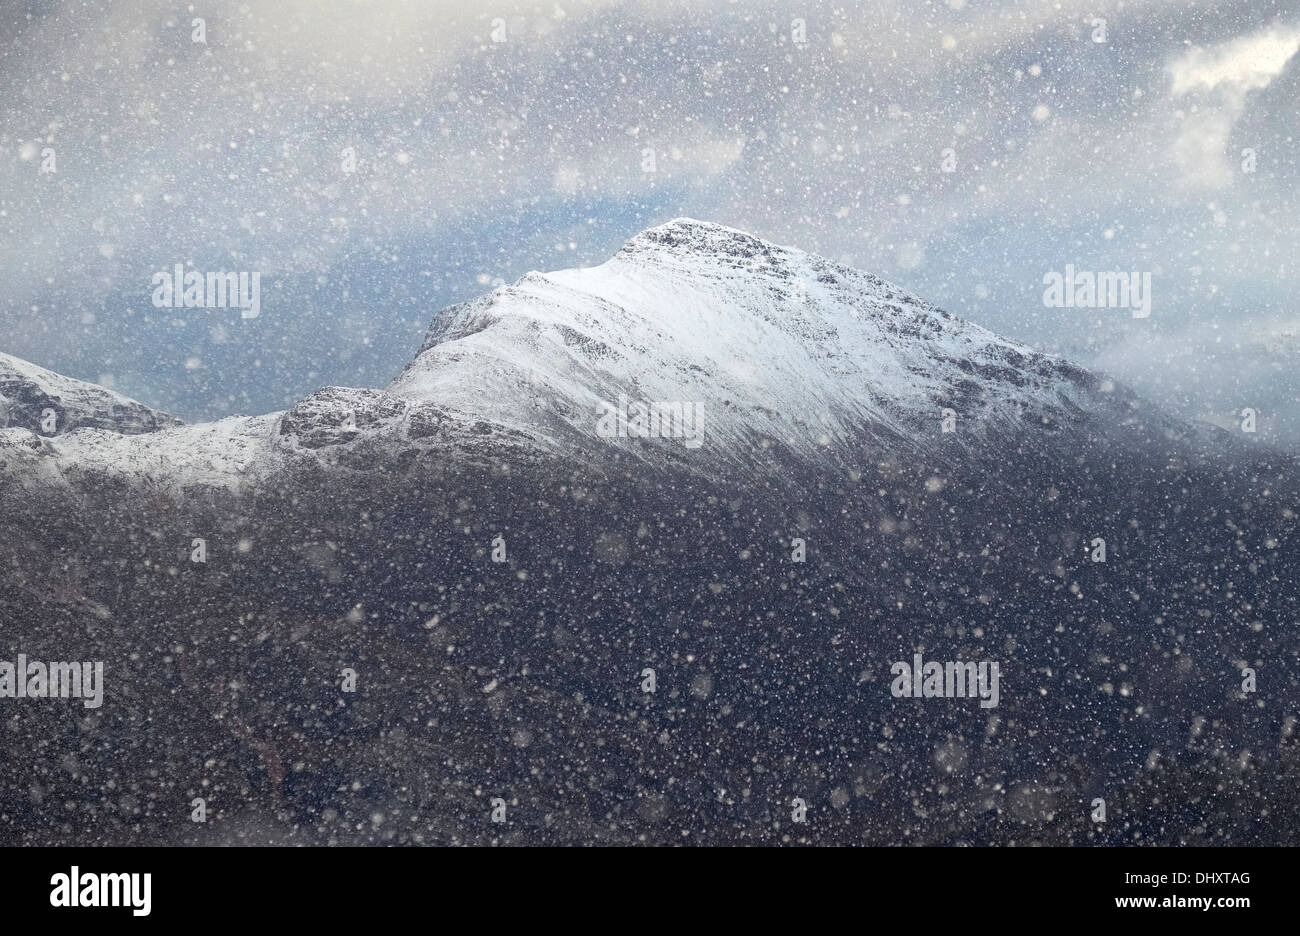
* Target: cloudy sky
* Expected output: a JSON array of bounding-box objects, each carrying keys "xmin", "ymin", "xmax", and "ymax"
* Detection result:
[{"xmin": 1, "ymin": 0, "xmax": 1296, "ymax": 445}]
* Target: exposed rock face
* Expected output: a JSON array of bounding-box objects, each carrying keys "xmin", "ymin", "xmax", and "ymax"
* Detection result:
[{"xmin": 0, "ymin": 351, "xmax": 181, "ymax": 437}]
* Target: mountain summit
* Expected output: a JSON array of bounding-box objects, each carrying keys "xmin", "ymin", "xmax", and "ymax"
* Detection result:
[
  {"xmin": 3, "ymin": 219, "xmax": 1171, "ymax": 490},
  {"xmin": 392, "ymin": 218, "xmax": 1159, "ymax": 470}
]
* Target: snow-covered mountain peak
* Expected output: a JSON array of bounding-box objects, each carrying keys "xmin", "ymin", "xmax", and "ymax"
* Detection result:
[
  {"xmin": 607, "ymin": 217, "xmax": 888, "ymax": 300},
  {"xmin": 0, "ymin": 351, "xmax": 181, "ymax": 437},
  {"xmin": 393, "ymin": 220, "xmax": 1143, "ymax": 469},
  {"xmin": 614, "ymin": 217, "xmax": 782, "ymax": 263},
  {"xmin": 0, "ymin": 222, "xmax": 1175, "ymax": 491}
]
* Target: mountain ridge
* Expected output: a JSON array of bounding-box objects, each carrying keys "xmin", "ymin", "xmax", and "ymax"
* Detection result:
[
  {"xmin": 0, "ymin": 220, "xmax": 1250, "ymax": 492},
  {"xmin": 392, "ymin": 218, "xmax": 1185, "ymax": 469},
  {"xmin": 0, "ymin": 350, "xmax": 181, "ymax": 437}
]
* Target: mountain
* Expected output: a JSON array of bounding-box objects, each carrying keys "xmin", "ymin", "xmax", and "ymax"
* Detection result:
[
  {"xmin": 393, "ymin": 219, "xmax": 1179, "ymax": 469},
  {"xmin": 1, "ymin": 220, "xmax": 1192, "ymax": 490},
  {"xmin": 0, "ymin": 221, "xmax": 1297, "ymax": 847},
  {"xmin": 0, "ymin": 350, "xmax": 180, "ymax": 437}
]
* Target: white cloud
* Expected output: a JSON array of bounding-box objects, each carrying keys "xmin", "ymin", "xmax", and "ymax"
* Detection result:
[
  {"xmin": 1166, "ymin": 26, "xmax": 1300, "ymax": 189},
  {"xmin": 1169, "ymin": 26, "xmax": 1300, "ymax": 95}
]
